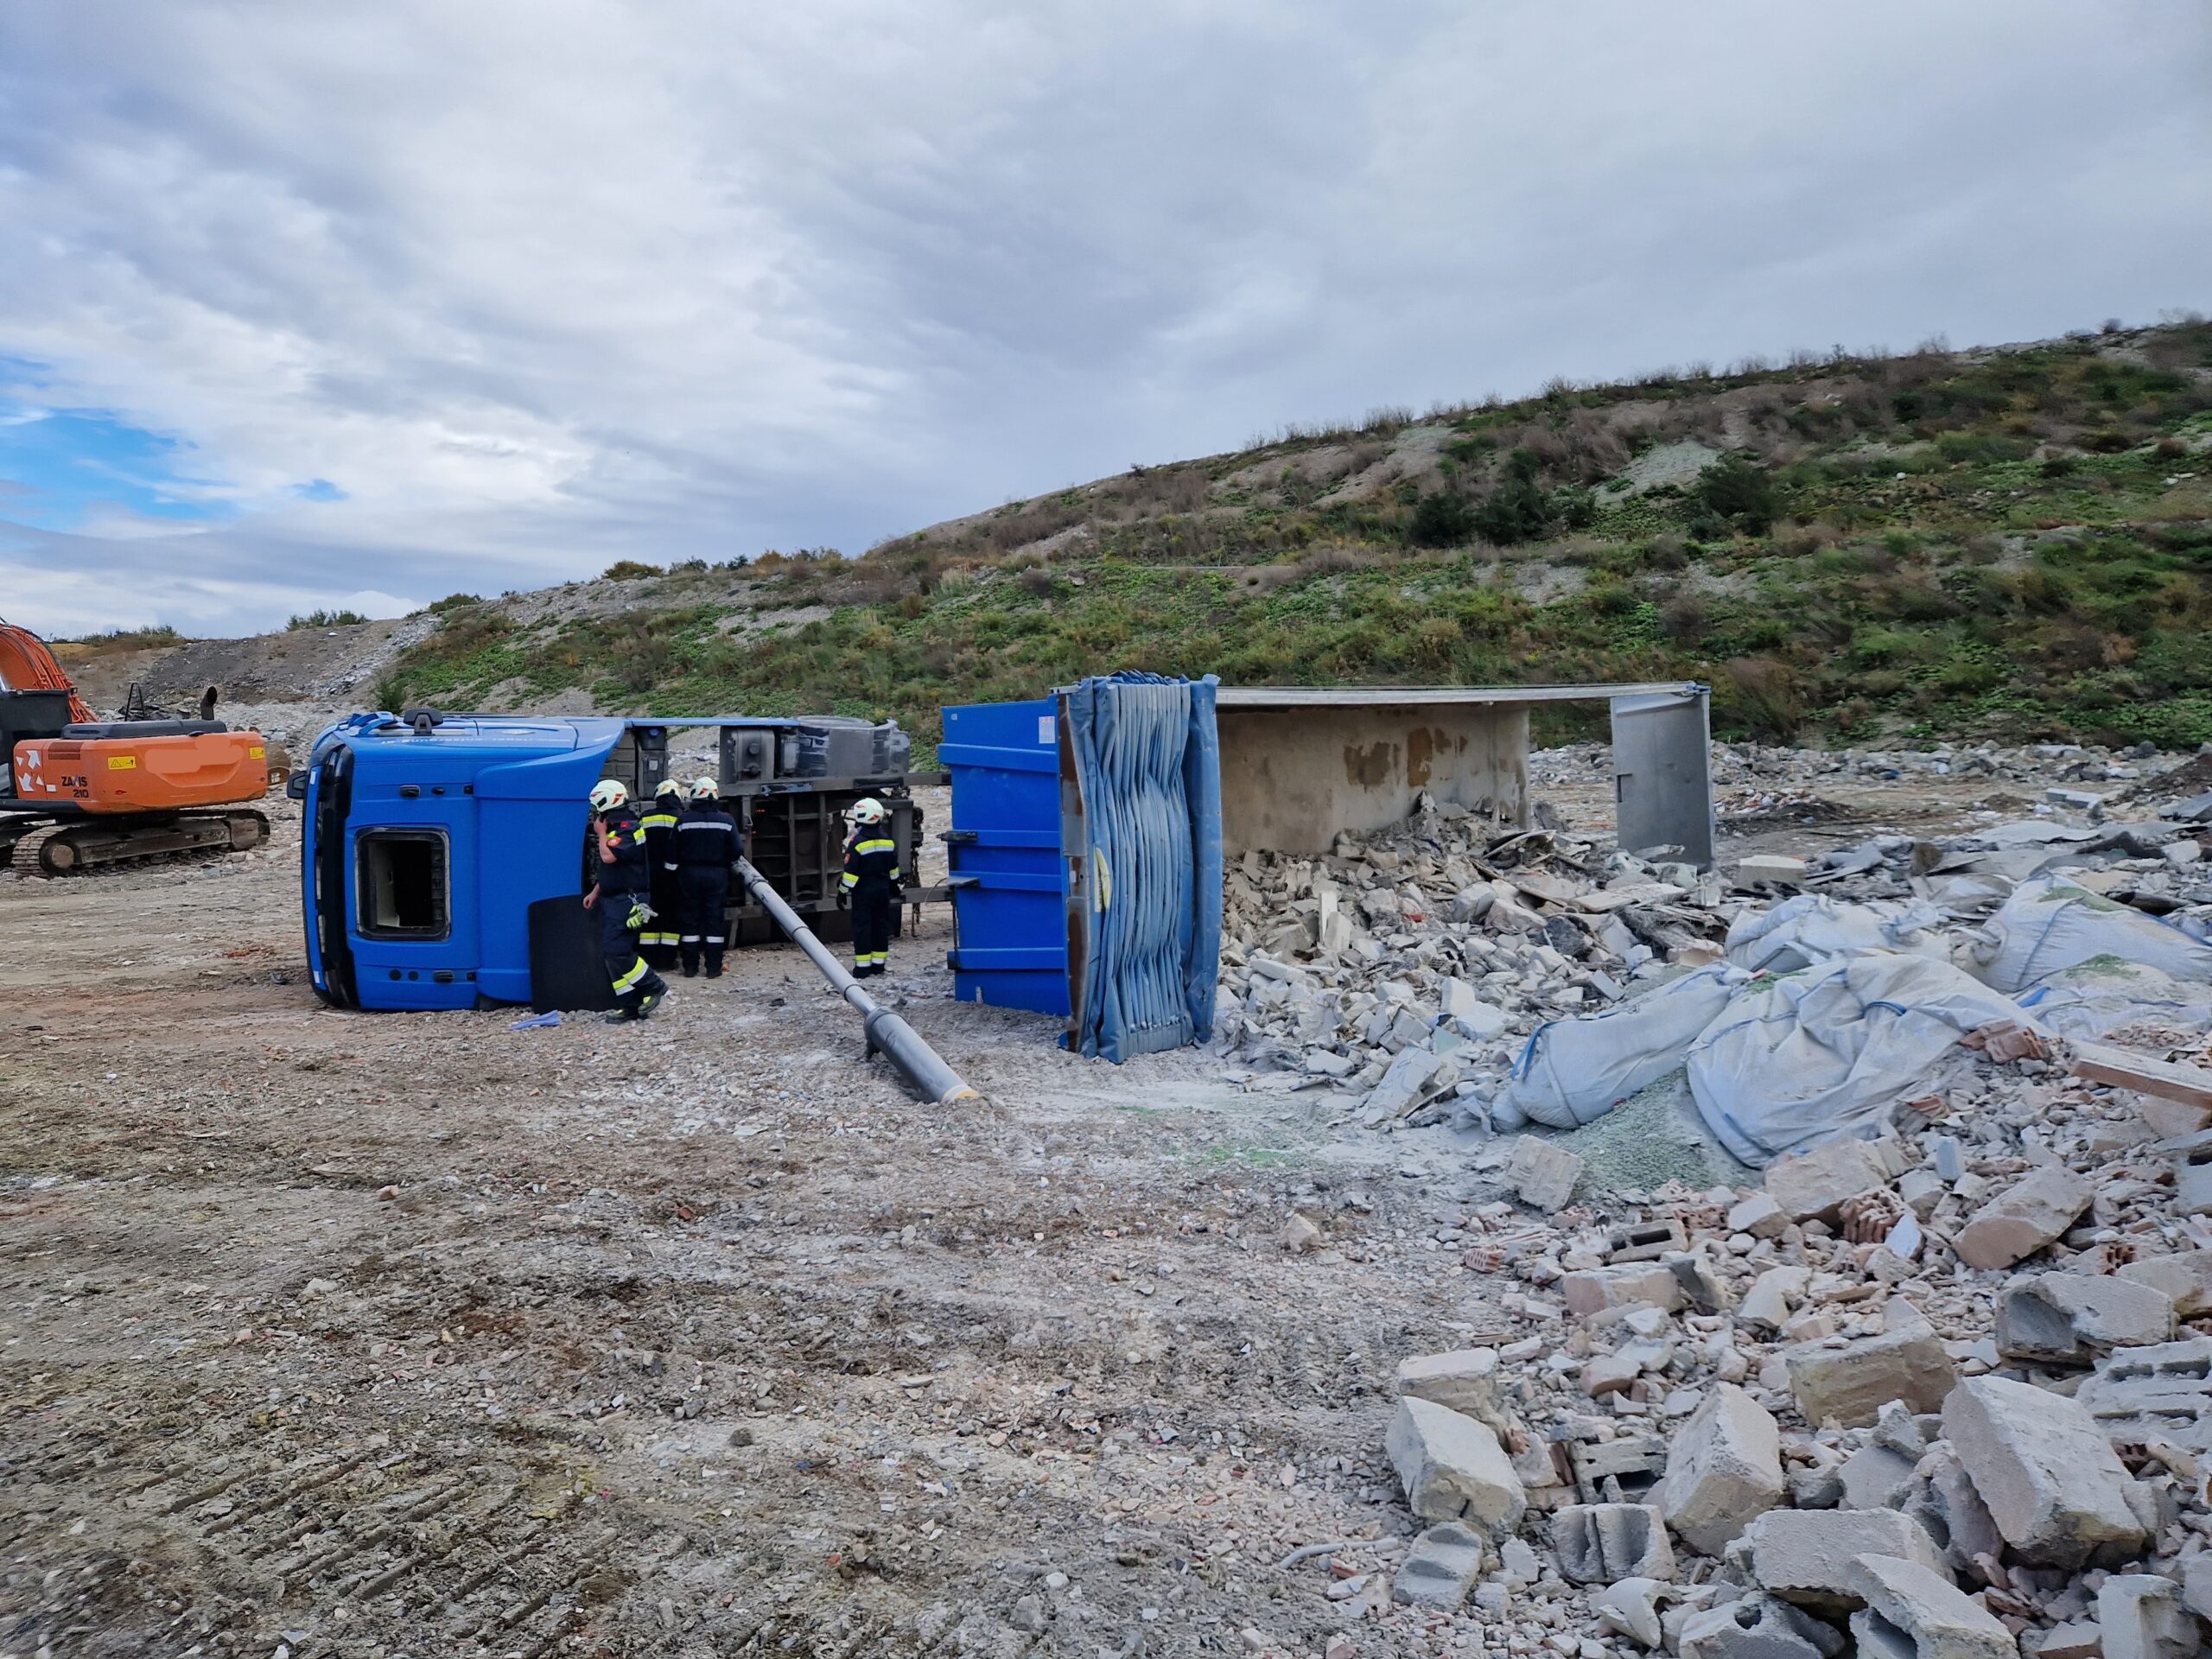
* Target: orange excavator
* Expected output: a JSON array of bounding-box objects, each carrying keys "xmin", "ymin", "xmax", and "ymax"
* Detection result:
[{"xmin": 0, "ymin": 618, "xmax": 274, "ymax": 873}]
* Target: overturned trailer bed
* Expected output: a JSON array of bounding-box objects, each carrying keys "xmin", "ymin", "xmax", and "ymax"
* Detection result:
[{"xmin": 1211, "ymin": 682, "xmax": 1713, "ymax": 863}]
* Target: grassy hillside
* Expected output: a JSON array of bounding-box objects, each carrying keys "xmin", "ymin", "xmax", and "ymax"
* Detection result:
[{"xmin": 380, "ymin": 320, "xmax": 2212, "ymax": 757}]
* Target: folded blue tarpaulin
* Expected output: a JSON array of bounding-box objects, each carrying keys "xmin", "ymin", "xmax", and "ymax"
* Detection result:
[{"xmin": 1064, "ymin": 673, "xmax": 1222, "ymax": 1063}]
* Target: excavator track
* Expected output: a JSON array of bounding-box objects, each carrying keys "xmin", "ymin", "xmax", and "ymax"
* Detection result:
[{"xmin": 7, "ymin": 810, "xmax": 269, "ymax": 875}]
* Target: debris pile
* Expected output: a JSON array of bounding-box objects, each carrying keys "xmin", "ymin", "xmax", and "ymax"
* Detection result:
[
  {"xmin": 1267, "ymin": 1030, "xmax": 2212, "ymax": 1656},
  {"xmin": 1216, "ymin": 749, "xmax": 2212, "ymax": 1158}
]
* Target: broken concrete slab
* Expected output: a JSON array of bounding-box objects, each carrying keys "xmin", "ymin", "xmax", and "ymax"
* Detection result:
[
  {"xmin": 1942, "ymin": 1375, "xmax": 2149, "ymax": 1567},
  {"xmin": 1953, "ymin": 1166, "xmax": 2096, "ymax": 1271},
  {"xmin": 1766, "ymin": 1135, "xmax": 1897, "ymax": 1223},
  {"xmin": 1563, "ymin": 1262, "xmax": 1683, "ymax": 1316},
  {"xmin": 2069, "ymin": 1040, "xmax": 2212, "ymax": 1110},
  {"xmin": 1385, "ymin": 1396, "xmax": 1527, "ymax": 1533},
  {"xmin": 2020, "ymin": 1624, "xmax": 2102, "ymax": 1659},
  {"xmin": 1994, "ymin": 1271, "xmax": 2174, "ymax": 1366},
  {"xmin": 2094, "ymin": 1573, "xmax": 2197, "ymax": 1659},
  {"xmin": 1506, "ymin": 1134, "xmax": 1583, "ymax": 1212},
  {"xmin": 1846, "ymin": 1553, "xmax": 2018, "ymax": 1659},
  {"xmin": 1740, "ymin": 1508, "xmax": 1947, "ymax": 1610},
  {"xmin": 1552, "ymin": 1502, "xmax": 1674, "ymax": 1584},
  {"xmin": 1839, "ymin": 1443, "xmax": 1920, "ymax": 1511},
  {"xmin": 1395, "ymin": 1348, "xmax": 1510, "ymax": 1437},
  {"xmin": 2074, "ymin": 1335, "xmax": 2212, "ymax": 1455},
  {"xmin": 2114, "ymin": 1256, "xmax": 2212, "ymax": 1318},
  {"xmin": 1656, "ymin": 1382, "xmax": 1785, "ymax": 1557},
  {"xmin": 1679, "ymin": 1592, "xmax": 1847, "ymax": 1659},
  {"xmin": 1740, "ymin": 854, "xmax": 1810, "ymax": 887},
  {"xmin": 1740, "ymin": 1265, "xmax": 1809, "ymax": 1334},
  {"xmin": 1784, "ymin": 1300, "xmax": 1958, "ymax": 1427},
  {"xmin": 1390, "ymin": 1520, "xmax": 1489, "ymax": 1610},
  {"xmin": 1591, "ymin": 1576, "xmax": 1669, "ymax": 1649},
  {"xmin": 1728, "ymin": 1192, "xmax": 1789, "ymax": 1238}
]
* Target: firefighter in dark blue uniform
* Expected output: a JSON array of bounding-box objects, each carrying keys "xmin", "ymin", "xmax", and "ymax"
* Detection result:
[
  {"xmin": 583, "ymin": 779, "xmax": 668, "ymax": 1022},
  {"xmin": 638, "ymin": 779, "xmax": 684, "ymax": 969},
  {"xmin": 839, "ymin": 797, "xmax": 900, "ymax": 977},
  {"xmin": 676, "ymin": 776, "xmax": 741, "ymax": 978}
]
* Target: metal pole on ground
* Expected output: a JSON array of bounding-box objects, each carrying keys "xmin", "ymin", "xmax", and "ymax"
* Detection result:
[{"xmin": 734, "ymin": 857, "xmax": 980, "ymax": 1106}]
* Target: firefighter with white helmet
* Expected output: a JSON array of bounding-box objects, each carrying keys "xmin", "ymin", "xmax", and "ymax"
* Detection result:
[
  {"xmin": 674, "ymin": 775, "xmax": 741, "ymax": 978},
  {"xmin": 839, "ymin": 797, "xmax": 900, "ymax": 977},
  {"xmin": 582, "ymin": 778, "xmax": 668, "ymax": 1021}
]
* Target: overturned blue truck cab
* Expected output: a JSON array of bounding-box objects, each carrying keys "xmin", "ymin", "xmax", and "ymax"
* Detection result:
[{"xmin": 296, "ymin": 710, "xmax": 928, "ymax": 1011}]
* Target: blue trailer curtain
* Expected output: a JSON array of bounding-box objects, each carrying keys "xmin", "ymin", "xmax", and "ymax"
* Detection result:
[{"xmin": 1065, "ymin": 673, "xmax": 1222, "ymax": 1062}]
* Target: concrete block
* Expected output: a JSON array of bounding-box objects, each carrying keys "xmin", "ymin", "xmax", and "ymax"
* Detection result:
[
  {"xmin": 1552, "ymin": 1502, "xmax": 1674, "ymax": 1584},
  {"xmin": 1741, "ymin": 1508, "xmax": 1946, "ymax": 1609},
  {"xmin": 1954, "ymin": 1166, "xmax": 2095, "ymax": 1270},
  {"xmin": 1669, "ymin": 1250, "xmax": 1733, "ymax": 1313},
  {"xmin": 1390, "ymin": 1521, "xmax": 1488, "ymax": 1610},
  {"xmin": 1507, "ymin": 1134, "xmax": 1582, "ymax": 1212},
  {"xmin": 1563, "ymin": 1262, "xmax": 1682, "ymax": 1316},
  {"xmin": 1386, "ymin": 1396, "xmax": 1527, "ymax": 1534},
  {"xmin": 1766, "ymin": 1136, "xmax": 1892, "ymax": 1223},
  {"xmin": 1840, "ymin": 1443, "xmax": 1919, "ymax": 1510},
  {"xmin": 1846, "ymin": 1554, "xmax": 2018, "ymax": 1659},
  {"xmin": 2185, "ymin": 1551, "xmax": 2212, "ymax": 1620},
  {"xmin": 1656, "ymin": 1382, "xmax": 1785, "ymax": 1558},
  {"xmin": 1994, "ymin": 1271, "xmax": 2174, "ymax": 1366},
  {"xmin": 2095, "ymin": 1573, "xmax": 2197, "ymax": 1659},
  {"xmin": 1679, "ymin": 1592, "xmax": 1847, "ymax": 1659},
  {"xmin": 2075, "ymin": 1335, "xmax": 2212, "ymax": 1455},
  {"xmin": 1728, "ymin": 1192, "xmax": 1788, "ymax": 1238},
  {"xmin": 1395, "ymin": 1347, "xmax": 1510, "ymax": 1437},
  {"xmin": 1609, "ymin": 1217, "xmax": 1690, "ymax": 1262},
  {"xmin": 1942, "ymin": 1375, "xmax": 2148, "ymax": 1567},
  {"xmin": 1785, "ymin": 1300, "xmax": 1958, "ymax": 1427},
  {"xmin": 1739, "ymin": 1265, "xmax": 1808, "ymax": 1334},
  {"xmin": 2020, "ymin": 1625, "xmax": 2101, "ymax": 1659}
]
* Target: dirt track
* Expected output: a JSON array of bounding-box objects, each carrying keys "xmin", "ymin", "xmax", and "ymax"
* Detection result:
[{"xmin": 0, "ymin": 806, "xmax": 1531, "ymax": 1659}]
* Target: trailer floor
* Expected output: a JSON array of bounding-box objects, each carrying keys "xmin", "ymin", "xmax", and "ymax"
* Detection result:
[{"xmin": 0, "ymin": 761, "xmax": 2049, "ymax": 1658}]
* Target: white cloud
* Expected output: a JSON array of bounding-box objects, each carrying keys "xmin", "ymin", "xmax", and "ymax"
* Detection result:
[{"xmin": 0, "ymin": 0, "xmax": 2208, "ymax": 635}]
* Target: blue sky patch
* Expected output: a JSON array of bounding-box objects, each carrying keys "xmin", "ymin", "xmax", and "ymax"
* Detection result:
[
  {"xmin": 294, "ymin": 477, "xmax": 347, "ymax": 502},
  {"xmin": 0, "ymin": 397, "xmax": 239, "ymax": 531}
]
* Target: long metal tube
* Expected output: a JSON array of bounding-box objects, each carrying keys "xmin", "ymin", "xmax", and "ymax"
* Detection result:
[{"xmin": 734, "ymin": 857, "xmax": 979, "ymax": 1106}]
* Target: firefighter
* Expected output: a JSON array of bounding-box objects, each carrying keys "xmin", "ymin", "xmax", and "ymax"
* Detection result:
[
  {"xmin": 637, "ymin": 779, "xmax": 684, "ymax": 968},
  {"xmin": 676, "ymin": 775, "xmax": 740, "ymax": 978},
  {"xmin": 582, "ymin": 779, "xmax": 668, "ymax": 1022},
  {"xmin": 838, "ymin": 797, "xmax": 900, "ymax": 977}
]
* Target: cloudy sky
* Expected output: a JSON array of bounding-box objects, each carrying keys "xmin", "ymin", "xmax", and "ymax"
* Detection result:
[{"xmin": 2, "ymin": 2, "xmax": 2207, "ymax": 639}]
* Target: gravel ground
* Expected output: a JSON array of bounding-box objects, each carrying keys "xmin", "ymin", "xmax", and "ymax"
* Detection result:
[{"xmin": 3, "ymin": 746, "xmax": 2190, "ymax": 1657}]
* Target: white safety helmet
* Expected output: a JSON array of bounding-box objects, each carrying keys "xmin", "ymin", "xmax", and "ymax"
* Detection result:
[
  {"xmin": 850, "ymin": 798, "xmax": 887, "ymax": 823},
  {"xmin": 689, "ymin": 775, "xmax": 719, "ymax": 801},
  {"xmin": 655, "ymin": 778, "xmax": 683, "ymax": 798},
  {"xmin": 588, "ymin": 779, "xmax": 629, "ymax": 812}
]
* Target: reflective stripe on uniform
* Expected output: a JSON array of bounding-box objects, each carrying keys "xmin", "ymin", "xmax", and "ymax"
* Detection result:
[
  {"xmin": 854, "ymin": 837, "xmax": 895, "ymax": 853},
  {"xmin": 841, "ymin": 872, "xmax": 857, "ymax": 888},
  {"xmin": 612, "ymin": 957, "xmax": 651, "ymax": 994}
]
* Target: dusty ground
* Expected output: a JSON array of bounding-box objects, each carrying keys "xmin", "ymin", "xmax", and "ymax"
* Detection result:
[
  {"xmin": 0, "ymin": 757, "xmax": 2143, "ymax": 1659},
  {"xmin": 0, "ymin": 804, "xmax": 1535, "ymax": 1659}
]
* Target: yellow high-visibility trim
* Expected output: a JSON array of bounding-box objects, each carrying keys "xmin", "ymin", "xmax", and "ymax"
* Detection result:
[
  {"xmin": 855, "ymin": 837, "xmax": 896, "ymax": 854},
  {"xmin": 612, "ymin": 957, "xmax": 650, "ymax": 993}
]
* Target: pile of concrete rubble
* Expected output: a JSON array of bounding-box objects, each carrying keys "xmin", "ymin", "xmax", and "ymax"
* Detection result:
[
  {"xmin": 1214, "ymin": 749, "xmax": 2212, "ymax": 1147},
  {"xmin": 1306, "ymin": 1019, "xmax": 2212, "ymax": 1657}
]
